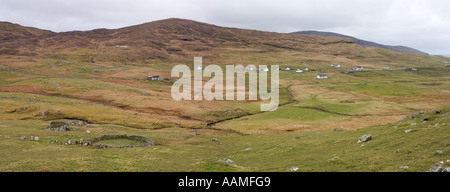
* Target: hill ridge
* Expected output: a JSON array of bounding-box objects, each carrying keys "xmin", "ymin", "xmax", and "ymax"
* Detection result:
[{"xmin": 292, "ymin": 30, "xmax": 428, "ymax": 55}]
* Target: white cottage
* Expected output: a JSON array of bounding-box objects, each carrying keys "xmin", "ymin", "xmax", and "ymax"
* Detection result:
[{"xmin": 316, "ymin": 74, "xmax": 328, "ymax": 79}]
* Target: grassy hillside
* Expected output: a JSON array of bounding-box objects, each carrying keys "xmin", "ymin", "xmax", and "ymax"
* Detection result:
[{"xmin": 0, "ymin": 19, "xmax": 449, "ymax": 172}]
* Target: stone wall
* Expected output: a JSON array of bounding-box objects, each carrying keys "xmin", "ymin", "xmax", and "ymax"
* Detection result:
[{"xmin": 83, "ymin": 134, "xmax": 154, "ymax": 149}]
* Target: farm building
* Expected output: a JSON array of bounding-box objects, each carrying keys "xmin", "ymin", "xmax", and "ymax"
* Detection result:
[{"xmin": 147, "ymin": 75, "xmax": 163, "ymax": 81}]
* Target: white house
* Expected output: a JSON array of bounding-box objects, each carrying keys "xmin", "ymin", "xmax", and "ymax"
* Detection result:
[
  {"xmin": 295, "ymin": 69, "xmax": 304, "ymax": 73},
  {"xmin": 284, "ymin": 67, "xmax": 291, "ymax": 71},
  {"xmin": 316, "ymin": 74, "xmax": 328, "ymax": 79},
  {"xmin": 261, "ymin": 68, "xmax": 269, "ymax": 72}
]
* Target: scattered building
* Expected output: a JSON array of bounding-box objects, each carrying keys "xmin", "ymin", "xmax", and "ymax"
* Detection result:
[
  {"xmin": 147, "ymin": 75, "xmax": 163, "ymax": 81},
  {"xmin": 331, "ymin": 64, "xmax": 341, "ymax": 68},
  {"xmin": 315, "ymin": 74, "xmax": 328, "ymax": 79},
  {"xmin": 354, "ymin": 66, "xmax": 364, "ymax": 71},
  {"xmin": 295, "ymin": 69, "xmax": 304, "ymax": 73},
  {"xmin": 347, "ymin": 68, "xmax": 354, "ymax": 73}
]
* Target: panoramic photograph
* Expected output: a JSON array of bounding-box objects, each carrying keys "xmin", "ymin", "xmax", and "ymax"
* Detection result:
[{"xmin": 0, "ymin": 0, "xmax": 449, "ymax": 180}]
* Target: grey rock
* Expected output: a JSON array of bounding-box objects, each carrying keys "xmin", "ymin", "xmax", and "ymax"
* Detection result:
[
  {"xmin": 410, "ymin": 123, "xmax": 417, "ymax": 126},
  {"xmin": 405, "ymin": 129, "xmax": 414, "ymax": 133},
  {"xmin": 399, "ymin": 166, "xmax": 409, "ymax": 169},
  {"xmin": 427, "ymin": 161, "xmax": 446, "ymax": 172},
  {"xmin": 20, "ymin": 136, "xmax": 26, "ymax": 141},
  {"xmin": 219, "ymin": 158, "xmax": 237, "ymax": 167},
  {"xmin": 357, "ymin": 134, "xmax": 372, "ymax": 143},
  {"xmin": 212, "ymin": 138, "xmax": 219, "ymax": 142},
  {"xmin": 435, "ymin": 150, "xmax": 444, "ymax": 155},
  {"xmin": 34, "ymin": 136, "xmax": 39, "ymax": 141},
  {"xmin": 288, "ymin": 167, "xmax": 299, "ymax": 172}
]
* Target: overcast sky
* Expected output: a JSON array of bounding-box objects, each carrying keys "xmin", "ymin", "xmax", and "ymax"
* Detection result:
[{"xmin": 1, "ymin": 0, "xmax": 449, "ymax": 55}]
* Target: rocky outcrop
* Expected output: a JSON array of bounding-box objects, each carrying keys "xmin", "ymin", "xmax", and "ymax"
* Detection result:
[
  {"xmin": 427, "ymin": 161, "xmax": 450, "ymax": 172},
  {"xmin": 357, "ymin": 134, "xmax": 372, "ymax": 143}
]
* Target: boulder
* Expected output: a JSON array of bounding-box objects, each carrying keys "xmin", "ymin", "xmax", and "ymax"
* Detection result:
[
  {"xmin": 357, "ymin": 134, "xmax": 372, "ymax": 143},
  {"xmin": 218, "ymin": 158, "xmax": 237, "ymax": 167},
  {"xmin": 20, "ymin": 136, "xmax": 26, "ymax": 141},
  {"xmin": 435, "ymin": 150, "xmax": 444, "ymax": 155}
]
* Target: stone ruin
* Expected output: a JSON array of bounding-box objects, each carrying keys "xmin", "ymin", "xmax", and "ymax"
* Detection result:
[
  {"xmin": 43, "ymin": 121, "xmax": 86, "ymax": 131},
  {"xmin": 83, "ymin": 134, "xmax": 154, "ymax": 149}
]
